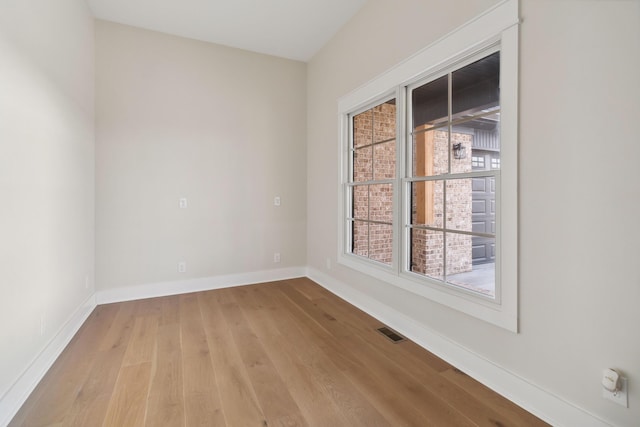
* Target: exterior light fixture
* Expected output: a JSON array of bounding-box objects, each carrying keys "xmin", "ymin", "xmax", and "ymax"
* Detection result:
[{"xmin": 452, "ymin": 142, "xmax": 466, "ymax": 159}]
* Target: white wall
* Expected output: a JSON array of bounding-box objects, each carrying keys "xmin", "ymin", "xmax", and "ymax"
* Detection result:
[
  {"xmin": 95, "ymin": 21, "xmax": 307, "ymax": 292},
  {"xmin": 0, "ymin": 0, "xmax": 95, "ymax": 404},
  {"xmin": 307, "ymin": 0, "xmax": 640, "ymax": 425}
]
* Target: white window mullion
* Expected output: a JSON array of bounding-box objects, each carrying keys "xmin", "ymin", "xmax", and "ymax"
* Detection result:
[{"xmin": 394, "ymin": 86, "xmax": 406, "ymax": 275}]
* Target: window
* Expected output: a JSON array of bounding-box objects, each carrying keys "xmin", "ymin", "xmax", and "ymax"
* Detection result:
[
  {"xmin": 338, "ymin": 0, "xmax": 519, "ymax": 331},
  {"xmin": 408, "ymin": 51, "xmax": 500, "ymax": 298},
  {"xmin": 472, "ymin": 156, "xmax": 485, "ymax": 169},
  {"xmin": 348, "ymin": 100, "xmax": 397, "ymax": 265}
]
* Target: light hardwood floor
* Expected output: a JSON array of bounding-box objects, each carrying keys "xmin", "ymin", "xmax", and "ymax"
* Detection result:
[{"xmin": 10, "ymin": 278, "xmax": 548, "ymax": 426}]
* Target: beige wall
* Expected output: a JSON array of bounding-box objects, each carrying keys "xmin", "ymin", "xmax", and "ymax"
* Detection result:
[
  {"xmin": 0, "ymin": 0, "xmax": 95, "ymax": 401},
  {"xmin": 95, "ymin": 21, "xmax": 307, "ymax": 291},
  {"xmin": 2, "ymin": 1, "xmax": 638, "ymax": 424},
  {"xmin": 307, "ymin": 0, "xmax": 640, "ymax": 425}
]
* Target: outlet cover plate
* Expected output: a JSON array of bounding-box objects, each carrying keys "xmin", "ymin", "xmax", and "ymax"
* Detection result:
[
  {"xmin": 178, "ymin": 261, "xmax": 186, "ymax": 273},
  {"xmin": 602, "ymin": 377, "xmax": 628, "ymax": 407}
]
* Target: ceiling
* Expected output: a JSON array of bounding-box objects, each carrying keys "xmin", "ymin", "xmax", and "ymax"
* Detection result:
[{"xmin": 87, "ymin": 0, "xmax": 367, "ymax": 62}]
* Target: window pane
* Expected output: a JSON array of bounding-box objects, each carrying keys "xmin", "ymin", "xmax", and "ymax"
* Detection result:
[
  {"xmin": 450, "ymin": 132, "xmax": 473, "ymax": 174},
  {"xmin": 445, "ymin": 178, "xmax": 473, "ymax": 233},
  {"xmin": 472, "ymin": 235, "xmax": 496, "ymax": 265},
  {"xmin": 469, "ymin": 112, "xmax": 500, "ymax": 164},
  {"xmin": 471, "ymin": 176, "xmax": 496, "ymax": 235},
  {"xmin": 452, "ymin": 52, "xmax": 500, "ymax": 120},
  {"xmin": 413, "ymin": 128, "xmax": 449, "ymax": 177},
  {"xmin": 351, "ymin": 185, "xmax": 368, "ymax": 220},
  {"xmin": 349, "ymin": 99, "xmax": 397, "ymax": 264},
  {"xmin": 369, "ymin": 223, "xmax": 393, "ymax": 265},
  {"xmin": 472, "ymin": 155, "xmax": 486, "ymax": 169},
  {"xmin": 352, "ymin": 220, "xmax": 368, "ymax": 257},
  {"xmin": 373, "ymin": 140, "xmax": 395, "ymax": 180},
  {"xmin": 373, "ymin": 100, "xmax": 396, "ymax": 142},
  {"xmin": 446, "ymin": 232, "xmax": 495, "ymax": 297},
  {"xmin": 490, "ymin": 156, "xmax": 500, "ymax": 170},
  {"xmin": 369, "ymin": 184, "xmax": 393, "ymax": 223},
  {"xmin": 353, "ymin": 146, "xmax": 372, "ymax": 182},
  {"xmin": 445, "ymin": 231, "xmax": 472, "ymax": 274},
  {"xmin": 412, "ymin": 75, "xmax": 448, "ymax": 130},
  {"xmin": 411, "ymin": 180, "xmax": 443, "ymax": 228},
  {"xmin": 353, "ymin": 109, "xmax": 372, "ymax": 148},
  {"xmin": 410, "ymin": 229, "xmax": 444, "ymax": 280}
]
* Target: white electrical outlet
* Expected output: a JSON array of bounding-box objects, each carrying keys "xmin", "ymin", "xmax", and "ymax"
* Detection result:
[
  {"xmin": 178, "ymin": 261, "xmax": 187, "ymax": 273},
  {"xmin": 274, "ymin": 196, "xmax": 281, "ymax": 206},
  {"xmin": 179, "ymin": 198, "xmax": 188, "ymax": 209},
  {"xmin": 273, "ymin": 252, "xmax": 281, "ymax": 263},
  {"xmin": 602, "ymin": 376, "xmax": 629, "ymax": 408}
]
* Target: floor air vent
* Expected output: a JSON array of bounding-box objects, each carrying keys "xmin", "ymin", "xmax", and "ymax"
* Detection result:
[{"xmin": 376, "ymin": 326, "xmax": 406, "ymax": 343}]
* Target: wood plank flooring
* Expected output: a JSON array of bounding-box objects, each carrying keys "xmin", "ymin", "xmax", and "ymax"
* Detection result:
[{"xmin": 9, "ymin": 278, "xmax": 548, "ymax": 426}]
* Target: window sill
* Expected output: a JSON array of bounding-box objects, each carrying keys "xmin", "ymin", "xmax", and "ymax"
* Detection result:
[{"xmin": 338, "ymin": 253, "xmax": 517, "ymax": 332}]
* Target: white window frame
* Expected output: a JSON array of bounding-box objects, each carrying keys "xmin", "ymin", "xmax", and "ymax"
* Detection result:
[{"xmin": 337, "ymin": 0, "xmax": 519, "ymax": 332}]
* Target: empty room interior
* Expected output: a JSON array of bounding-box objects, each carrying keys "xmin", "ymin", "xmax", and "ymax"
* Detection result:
[{"xmin": 1, "ymin": 0, "xmax": 639, "ymax": 426}]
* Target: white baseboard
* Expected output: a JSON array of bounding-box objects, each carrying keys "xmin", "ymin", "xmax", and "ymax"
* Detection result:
[
  {"xmin": 306, "ymin": 267, "xmax": 609, "ymax": 427},
  {"xmin": 96, "ymin": 266, "xmax": 307, "ymax": 304},
  {"xmin": 0, "ymin": 294, "xmax": 97, "ymax": 427}
]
